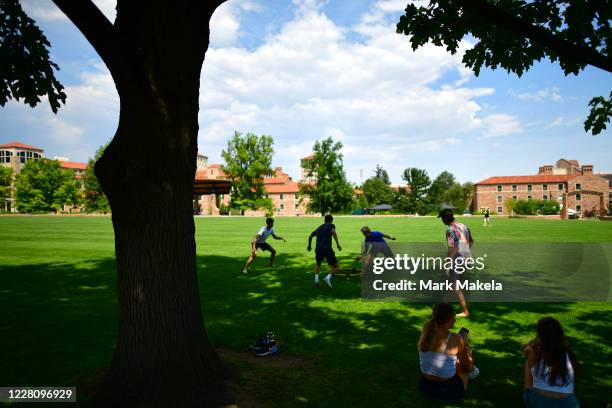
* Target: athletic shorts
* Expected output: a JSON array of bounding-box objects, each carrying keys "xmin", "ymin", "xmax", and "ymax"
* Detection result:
[
  {"xmin": 254, "ymin": 242, "xmax": 272, "ymax": 252},
  {"xmin": 315, "ymin": 249, "xmax": 338, "ymax": 266},
  {"xmin": 369, "ymin": 244, "xmax": 393, "ymax": 258},
  {"xmin": 419, "ymin": 375, "xmax": 465, "ymax": 401}
]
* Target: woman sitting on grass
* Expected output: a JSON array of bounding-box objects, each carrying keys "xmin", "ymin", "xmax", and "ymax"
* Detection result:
[
  {"xmin": 523, "ymin": 317, "xmax": 580, "ymax": 408},
  {"xmin": 418, "ymin": 303, "xmax": 479, "ymax": 401}
]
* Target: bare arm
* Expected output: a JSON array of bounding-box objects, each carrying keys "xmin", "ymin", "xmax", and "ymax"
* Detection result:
[
  {"xmin": 383, "ymin": 233, "xmax": 396, "ymax": 240},
  {"xmin": 332, "ymin": 229, "xmax": 342, "ymax": 251},
  {"xmin": 272, "ymin": 233, "xmax": 286, "ymax": 242}
]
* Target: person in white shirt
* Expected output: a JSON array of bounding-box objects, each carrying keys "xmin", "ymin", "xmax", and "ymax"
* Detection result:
[
  {"xmin": 522, "ymin": 317, "xmax": 580, "ymax": 407},
  {"xmin": 243, "ymin": 217, "xmax": 286, "ymax": 274}
]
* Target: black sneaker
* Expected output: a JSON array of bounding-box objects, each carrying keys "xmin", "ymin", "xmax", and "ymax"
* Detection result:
[{"xmin": 254, "ymin": 342, "xmax": 278, "ymax": 356}]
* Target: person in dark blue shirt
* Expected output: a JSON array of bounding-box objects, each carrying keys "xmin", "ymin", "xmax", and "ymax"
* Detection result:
[
  {"xmin": 356, "ymin": 226, "xmax": 395, "ymax": 267},
  {"xmin": 307, "ymin": 214, "xmax": 342, "ymax": 288}
]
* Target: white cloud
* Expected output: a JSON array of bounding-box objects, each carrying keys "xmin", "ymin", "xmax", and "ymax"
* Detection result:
[
  {"xmin": 210, "ymin": 3, "xmax": 241, "ymax": 47},
  {"xmin": 543, "ymin": 116, "xmax": 581, "ymax": 130},
  {"xmin": 238, "ymin": 1, "xmax": 263, "ymax": 12},
  {"xmin": 46, "ymin": 117, "xmax": 84, "ymax": 146},
  {"xmin": 198, "ymin": 0, "xmax": 503, "ymax": 182},
  {"xmin": 509, "ymin": 87, "xmax": 563, "ymax": 103},
  {"xmin": 481, "ymin": 114, "xmax": 522, "ymax": 138}
]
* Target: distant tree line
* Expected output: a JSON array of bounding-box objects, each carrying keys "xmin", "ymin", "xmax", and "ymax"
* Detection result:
[{"xmin": 358, "ymin": 166, "xmax": 473, "ymax": 215}]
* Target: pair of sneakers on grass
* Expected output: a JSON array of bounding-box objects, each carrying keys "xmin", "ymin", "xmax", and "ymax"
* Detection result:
[{"xmin": 250, "ymin": 331, "xmax": 278, "ymax": 357}]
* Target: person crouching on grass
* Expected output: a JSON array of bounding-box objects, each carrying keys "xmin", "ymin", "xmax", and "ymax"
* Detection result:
[
  {"xmin": 522, "ymin": 317, "xmax": 580, "ymax": 408},
  {"xmin": 307, "ymin": 214, "xmax": 342, "ymax": 288},
  {"xmin": 439, "ymin": 204, "xmax": 473, "ymax": 317},
  {"xmin": 243, "ymin": 217, "xmax": 286, "ymax": 274},
  {"xmin": 418, "ymin": 303, "xmax": 479, "ymax": 402},
  {"xmin": 355, "ymin": 226, "xmax": 395, "ymax": 270}
]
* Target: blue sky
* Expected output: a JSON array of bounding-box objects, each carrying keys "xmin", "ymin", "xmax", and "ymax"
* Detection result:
[{"xmin": 1, "ymin": 0, "xmax": 610, "ymax": 184}]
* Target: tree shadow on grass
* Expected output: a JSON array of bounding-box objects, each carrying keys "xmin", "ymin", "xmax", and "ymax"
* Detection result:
[
  {"xmin": 1, "ymin": 253, "xmax": 611, "ymax": 407},
  {"xmin": 0, "ymin": 258, "xmax": 118, "ymax": 405}
]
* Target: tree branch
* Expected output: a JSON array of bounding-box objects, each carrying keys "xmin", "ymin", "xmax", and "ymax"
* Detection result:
[
  {"xmin": 455, "ymin": 0, "xmax": 612, "ymax": 74},
  {"xmin": 51, "ymin": 0, "xmax": 117, "ymax": 73}
]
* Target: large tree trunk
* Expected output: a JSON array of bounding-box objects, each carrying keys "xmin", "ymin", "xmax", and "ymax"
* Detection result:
[{"xmin": 87, "ymin": 2, "xmax": 230, "ymax": 406}]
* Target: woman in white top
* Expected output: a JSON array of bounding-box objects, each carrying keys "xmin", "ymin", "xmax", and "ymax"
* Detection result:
[
  {"xmin": 418, "ymin": 303, "xmax": 478, "ymax": 401},
  {"xmin": 523, "ymin": 317, "xmax": 580, "ymax": 407}
]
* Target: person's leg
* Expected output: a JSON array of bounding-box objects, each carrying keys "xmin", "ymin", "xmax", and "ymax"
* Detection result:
[
  {"xmin": 455, "ymin": 289, "xmax": 469, "ymax": 317},
  {"xmin": 244, "ymin": 246, "xmax": 257, "ymax": 273},
  {"xmin": 323, "ymin": 250, "xmax": 338, "ymax": 288},
  {"xmin": 314, "ymin": 251, "xmax": 323, "ymax": 287},
  {"xmin": 456, "ymin": 371, "xmax": 470, "ymax": 391},
  {"xmin": 454, "ymin": 276, "xmax": 470, "ymax": 316},
  {"xmin": 269, "ymin": 247, "xmax": 276, "ymax": 266}
]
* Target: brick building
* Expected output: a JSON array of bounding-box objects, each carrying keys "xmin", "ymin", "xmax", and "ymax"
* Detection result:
[
  {"xmin": 0, "ymin": 141, "xmax": 44, "ymax": 173},
  {"xmin": 474, "ymin": 159, "xmax": 611, "ymax": 216},
  {"xmin": 261, "ymin": 167, "xmax": 308, "ymax": 216},
  {"xmin": 195, "ymin": 165, "xmax": 309, "ymax": 216}
]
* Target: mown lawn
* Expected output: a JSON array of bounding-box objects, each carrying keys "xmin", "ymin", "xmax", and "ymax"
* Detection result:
[{"xmin": 1, "ymin": 215, "xmax": 611, "ymax": 407}]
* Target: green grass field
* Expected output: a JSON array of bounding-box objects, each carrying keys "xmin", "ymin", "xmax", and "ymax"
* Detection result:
[{"xmin": 1, "ymin": 216, "xmax": 611, "ymax": 407}]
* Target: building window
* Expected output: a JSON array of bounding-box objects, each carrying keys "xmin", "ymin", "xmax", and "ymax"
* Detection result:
[
  {"xmin": 543, "ymin": 195, "xmax": 548, "ymax": 200},
  {"xmin": 280, "ymin": 193, "xmax": 284, "ymax": 200},
  {"xmin": 497, "ymin": 206, "xmax": 503, "ymax": 213},
  {"xmin": 497, "ymin": 185, "xmax": 502, "ymax": 192},
  {"xmin": 528, "ymin": 196, "xmax": 532, "ymax": 201},
  {"xmin": 512, "ymin": 196, "xmax": 517, "ymax": 201},
  {"xmin": 543, "ymin": 184, "xmax": 548, "ymax": 191},
  {"xmin": 527, "ymin": 184, "xmax": 532, "ymax": 192},
  {"xmin": 295, "ymin": 203, "xmax": 299, "ymax": 209},
  {"xmin": 558, "ymin": 184, "xmax": 564, "ymax": 191},
  {"xmin": 576, "ymin": 205, "xmax": 581, "ymax": 212},
  {"xmin": 576, "ymin": 193, "xmax": 581, "ymax": 201},
  {"xmin": 575, "ymin": 183, "xmax": 581, "ymax": 190},
  {"xmin": 512, "ymin": 185, "xmax": 517, "ymax": 192},
  {"xmin": 280, "ymin": 203, "xmax": 284, "ymax": 210},
  {"xmin": 497, "ymin": 195, "xmax": 502, "ymax": 203}
]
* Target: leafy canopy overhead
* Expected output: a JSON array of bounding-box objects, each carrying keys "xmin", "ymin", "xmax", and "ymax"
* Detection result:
[
  {"xmin": 397, "ymin": 0, "xmax": 611, "ymax": 134},
  {"xmin": 0, "ymin": 0, "xmax": 66, "ymax": 113}
]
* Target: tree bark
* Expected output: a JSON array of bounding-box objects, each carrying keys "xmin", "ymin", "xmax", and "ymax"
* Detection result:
[{"xmin": 68, "ymin": 1, "xmax": 233, "ymax": 406}]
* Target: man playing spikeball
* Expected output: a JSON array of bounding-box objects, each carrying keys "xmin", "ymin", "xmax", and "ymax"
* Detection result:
[
  {"xmin": 307, "ymin": 214, "xmax": 342, "ymax": 288},
  {"xmin": 439, "ymin": 204, "xmax": 473, "ymax": 317},
  {"xmin": 243, "ymin": 217, "xmax": 286, "ymax": 274},
  {"xmin": 355, "ymin": 226, "xmax": 396, "ymax": 269}
]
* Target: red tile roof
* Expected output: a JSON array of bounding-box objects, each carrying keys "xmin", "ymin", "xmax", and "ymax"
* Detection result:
[
  {"xmin": 264, "ymin": 177, "xmax": 290, "ymax": 184},
  {"xmin": 265, "ymin": 182, "xmax": 299, "ymax": 193},
  {"xmin": 0, "ymin": 141, "xmax": 44, "ymax": 151},
  {"xmin": 476, "ymin": 175, "xmax": 578, "ymax": 185},
  {"xmin": 301, "ymin": 154, "xmax": 314, "ymax": 160},
  {"xmin": 208, "ymin": 164, "xmax": 222, "ymax": 168},
  {"xmin": 60, "ymin": 161, "xmax": 88, "ymax": 170}
]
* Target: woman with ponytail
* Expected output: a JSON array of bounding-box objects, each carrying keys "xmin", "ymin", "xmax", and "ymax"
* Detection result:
[
  {"xmin": 418, "ymin": 303, "xmax": 479, "ymax": 401},
  {"xmin": 523, "ymin": 317, "xmax": 580, "ymax": 407}
]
